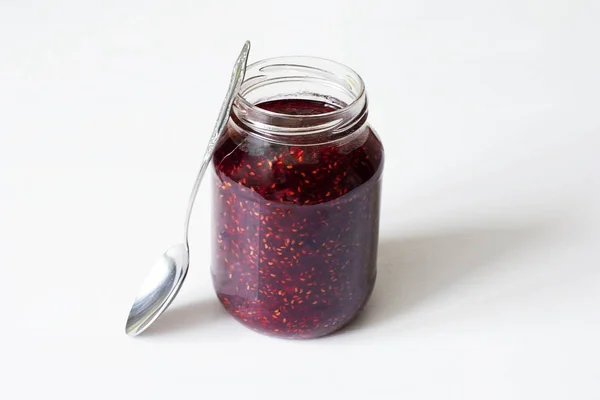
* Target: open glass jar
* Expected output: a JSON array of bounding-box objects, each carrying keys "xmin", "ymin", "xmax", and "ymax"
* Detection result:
[{"xmin": 210, "ymin": 56, "xmax": 384, "ymax": 339}]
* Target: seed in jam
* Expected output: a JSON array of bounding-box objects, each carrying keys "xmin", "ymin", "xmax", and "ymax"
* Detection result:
[{"xmin": 211, "ymin": 99, "xmax": 384, "ymax": 339}]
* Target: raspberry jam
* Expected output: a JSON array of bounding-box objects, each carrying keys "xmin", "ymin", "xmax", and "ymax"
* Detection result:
[
  {"xmin": 211, "ymin": 97, "xmax": 383, "ymax": 339},
  {"xmin": 209, "ymin": 55, "xmax": 384, "ymax": 338}
]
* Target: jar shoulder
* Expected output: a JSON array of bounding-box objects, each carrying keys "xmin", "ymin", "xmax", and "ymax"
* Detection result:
[{"xmin": 212, "ymin": 126, "xmax": 384, "ymax": 205}]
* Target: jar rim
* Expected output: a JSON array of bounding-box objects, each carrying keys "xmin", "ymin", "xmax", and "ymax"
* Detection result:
[
  {"xmin": 230, "ymin": 56, "xmax": 368, "ymax": 143},
  {"xmin": 235, "ymin": 55, "xmax": 366, "ymax": 120}
]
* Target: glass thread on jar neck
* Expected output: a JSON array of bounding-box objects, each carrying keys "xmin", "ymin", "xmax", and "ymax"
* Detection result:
[{"xmin": 230, "ymin": 56, "xmax": 369, "ymax": 145}]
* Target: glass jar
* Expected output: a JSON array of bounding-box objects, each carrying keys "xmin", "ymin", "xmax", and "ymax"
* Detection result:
[{"xmin": 210, "ymin": 56, "xmax": 384, "ymax": 339}]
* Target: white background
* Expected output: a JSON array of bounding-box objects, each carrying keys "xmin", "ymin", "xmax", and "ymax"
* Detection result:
[{"xmin": 1, "ymin": 1, "xmax": 599, "ymax": 399}]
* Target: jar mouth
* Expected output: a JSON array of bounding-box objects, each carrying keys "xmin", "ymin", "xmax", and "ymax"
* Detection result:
[
  {"xmin": 231, "ymin": 56, "xmax": 368, "ymax": 142},
  {"xmin": 236, "ymin": 56, "xmax": 365, "ymax": 117}
]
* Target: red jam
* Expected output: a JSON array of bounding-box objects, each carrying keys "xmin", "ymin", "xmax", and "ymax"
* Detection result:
[{"xmin": 211, "ymin": 99, "xmax": 384, "ymax": 338}]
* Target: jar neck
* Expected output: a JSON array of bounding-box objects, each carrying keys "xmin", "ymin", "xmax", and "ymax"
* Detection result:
[{"xmin": 230, "ymin": 56, "xmax": 368, "ymax": 145}]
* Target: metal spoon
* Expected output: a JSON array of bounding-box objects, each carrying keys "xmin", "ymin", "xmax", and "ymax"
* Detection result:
[{"xmin": 125, "ymin": 40, "xmax": 251, "ymax": 337}]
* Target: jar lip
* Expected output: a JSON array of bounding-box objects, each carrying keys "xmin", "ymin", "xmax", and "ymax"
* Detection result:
[{"xmin": 234, "ymin": 55, "xmax": 366, "ymax": 120}]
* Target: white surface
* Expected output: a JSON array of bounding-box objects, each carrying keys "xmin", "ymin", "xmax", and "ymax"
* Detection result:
[{"xmin": 1, "ymin": 1, "xmax": 599, "ymax": 399}]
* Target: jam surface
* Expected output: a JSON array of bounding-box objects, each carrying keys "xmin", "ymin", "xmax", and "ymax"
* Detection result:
[{"xmin": 211, "ymin": 99, "xmax": 384, "ymax": 338}]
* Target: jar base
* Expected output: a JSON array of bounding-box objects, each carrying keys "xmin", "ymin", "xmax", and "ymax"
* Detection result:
[{"xmin": 214, "ymin": 271, "xmax": 377, "ymax": 340}]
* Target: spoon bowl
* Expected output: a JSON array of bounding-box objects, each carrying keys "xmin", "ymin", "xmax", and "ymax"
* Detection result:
[{"xmin": 125, "ymin": 244, "xmax": 188, "ymax": 336}]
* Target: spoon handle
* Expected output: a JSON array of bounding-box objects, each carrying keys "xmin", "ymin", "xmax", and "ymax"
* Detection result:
[{"xmin": 183, "ymin": 41, "xmax": 251, "ymax": 246}]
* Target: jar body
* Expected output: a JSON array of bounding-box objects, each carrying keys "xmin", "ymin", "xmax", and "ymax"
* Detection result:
[{"xmin": 210, "ymin": 58, "xmax": 384, "ymax": 339}]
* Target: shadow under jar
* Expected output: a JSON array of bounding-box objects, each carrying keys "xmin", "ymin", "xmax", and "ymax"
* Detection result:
[{"xmin": 211, "ymin": 56, "xmax": 384, "ymax": 339}]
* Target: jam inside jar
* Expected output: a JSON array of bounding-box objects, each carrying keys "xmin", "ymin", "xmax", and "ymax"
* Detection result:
[{"xmin": 211, "ymin": 57, "xmax": 384, "ymax": 339}]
